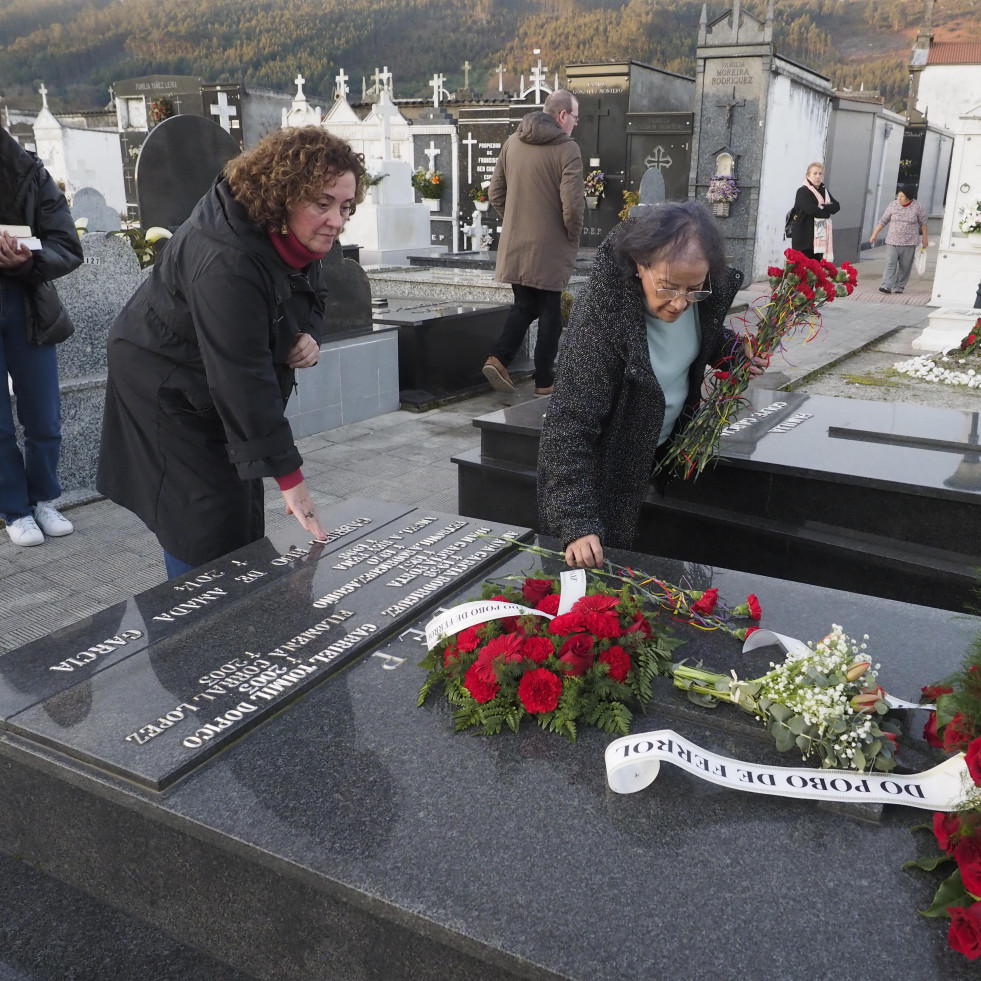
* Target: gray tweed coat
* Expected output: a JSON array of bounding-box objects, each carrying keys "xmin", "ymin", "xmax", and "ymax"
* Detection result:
[{"xmin": 537, "ymin": 230, "xmax": 743, "ymax": 550}]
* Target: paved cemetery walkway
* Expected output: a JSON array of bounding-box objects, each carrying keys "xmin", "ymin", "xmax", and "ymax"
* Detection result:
[{"xmin": 0, "ymin": 230, "xmax": 970, "ymax": 981}]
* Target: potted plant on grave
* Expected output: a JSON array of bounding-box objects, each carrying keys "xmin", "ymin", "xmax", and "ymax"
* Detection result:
[
  {"xmin": 958, "ymin": 201, "xmax": 981, "ymax": 245},
  {"xmin": 412, "ymin": 168, "xmax": 443, "ymax": 211},
  {"xmin": 362, "ymin": 170, "xmax": 388, "ymax": 204},
  {"xmin": 148, "ymin": 97, "xmax": 173, "ymax": 126},
  {"xmin": 706, "ymin": 174, "xmax": 740, "ymax": 217},
  {"xmin": 584, "ymin": 169, "xmax": 605, "ymax": 209},
  {"xmin": 469, "ymin": 183, "xmax": 490, "ymax": 212}
]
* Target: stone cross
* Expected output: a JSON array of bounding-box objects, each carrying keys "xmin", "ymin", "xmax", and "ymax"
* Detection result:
[
  {"xmin": 644, "ymin": 145, "xmax": 674, "ymax": 171},
  {"xmin": 496, "ymin": 64, "xmax": 506, "ymax": 92},
  {"xmin": 170, "ymin": 94, "xmax": 183, "ymax": 114},
  {"xmin": 461, "ymin": 131, "xmax": 477, "ymax": 183},
  {"xmin": 423, "ymin": 140, "xmax": 441, "ymax": 171},
  {"xmin": 39, "ymin": 82, "xmax": 48, "ymax": 109},
  {"xmin": 715, "ymin": 87, "xmax": 746, "ymax": 145},
  {"xmin": 373, "ymin": 66, "xmax": 392, "ymax": 95},
  {"xmin": 430, "ymin": 72, "xmax": 447, "ymax": 108},
  {"xmin": 461, "ymin": 60, "xmax": 471, "ymax": 89},
  {"xmin": 334, "ymin": 68, "xmax": 349, "ymax": 100},
  {"xmin": 294, "ymin": 73, "xmax": 306, "ymax": 99},
  {"xmin": 209, "ymin": 91, "xmax": 238, "ymax": 132}
]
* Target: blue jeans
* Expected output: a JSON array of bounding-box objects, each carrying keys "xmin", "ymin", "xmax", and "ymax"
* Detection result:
[
  {"xmin": 490, "ymin": 284, "xmax": 564, "ymax": 388},
  {"xmin": 0, "ymin": 277, "xmax": 62, "ymax": 523},
  {"xmin": 162, "ymin": 548, "xmax": 197, "ymax": 580}
]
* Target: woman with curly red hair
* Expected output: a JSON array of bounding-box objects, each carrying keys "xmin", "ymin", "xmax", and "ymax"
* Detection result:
[{"xmin": 98, "ymin": 127, "xmax": 365, "ymax": 577}]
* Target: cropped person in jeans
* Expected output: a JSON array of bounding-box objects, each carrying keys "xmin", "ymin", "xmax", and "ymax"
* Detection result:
[
  {"xmin": 870, "ymin": 186, "xmax": 929, "ymax": 295},
  {"xmin": 0, "ymin": 128, "xmax": 83, "ymax": 547}
]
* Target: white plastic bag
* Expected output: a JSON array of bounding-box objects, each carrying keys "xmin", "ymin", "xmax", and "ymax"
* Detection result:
[{"xmin": 915, "ymin": 247, "xmax": 927, "ymax": 277}]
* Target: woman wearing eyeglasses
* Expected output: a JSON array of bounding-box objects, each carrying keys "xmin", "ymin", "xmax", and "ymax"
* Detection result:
[{"xmin": 538, "ymin": 201, "xmax": 764, "ymax": 568}]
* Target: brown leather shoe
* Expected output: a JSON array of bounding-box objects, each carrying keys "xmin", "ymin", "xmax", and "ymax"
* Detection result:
[
  {"xmin": 482, "ymin": 355, "xmax": 516, "ymax": 393},
  {"xmin": 533, "ymin": 385, "xmax": 554, "ymax": 397}
]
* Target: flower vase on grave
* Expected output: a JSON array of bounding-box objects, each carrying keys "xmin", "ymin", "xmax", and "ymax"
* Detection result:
[
  {"xmin": 474, "ymin": 200, "xmax": 489, "ymax": 212},
  {"xmin": 585, "ymin": 196, "xmax": 600, "ymax": 210},
  {"xmin": 424, "ymin": 198, "xmax": 441, "ymax": 212},
  {"xmin": 968, "ymin": 232, "xmax": 981, "ymax": 248},
  {"xmin": 712, "ymin": 202, "xmax": 730, "ymax": 218}
]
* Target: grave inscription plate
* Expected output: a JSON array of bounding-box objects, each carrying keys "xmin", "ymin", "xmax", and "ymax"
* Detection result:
[{"xmin": 1, "ymin": 500, "xmax": 530, "ymax": 790}]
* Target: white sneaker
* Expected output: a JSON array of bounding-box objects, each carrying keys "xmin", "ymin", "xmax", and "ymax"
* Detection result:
[
  {"xmin": 6, "ymin": 515, "xmax": 44, "ymax": 546},
  {"xmin": 33, "ymin": 501, "xmax": 73, "ymax": 537}
]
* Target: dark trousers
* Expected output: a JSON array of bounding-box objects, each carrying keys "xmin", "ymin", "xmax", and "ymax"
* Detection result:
[
  {"xmin": 0, "ymin": 278, "xmax": 62, "ymax": 523},
  {"xmin": 490, "ymin": 284, "xmax": 563, "ymax": 388}
]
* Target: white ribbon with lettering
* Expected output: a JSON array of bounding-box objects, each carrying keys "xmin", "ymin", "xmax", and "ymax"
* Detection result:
[
  {"xmin": 605, "ymin": 729, "xmax": 970, "ymax": 811},
  {"xmin": 424, "ymin": 570, "xmax": 585, "ymax": 649},
  {"xmin": 740, "ymin": 628, "xmax": 935, "ymax": 712}
]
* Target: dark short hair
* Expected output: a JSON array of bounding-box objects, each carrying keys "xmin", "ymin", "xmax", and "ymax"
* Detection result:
[
  {"xmin": 611, "ymin": 201, "xmax": 727, "ymax": 288},
  {"xmin": 225, "ymin": 126, "xmax": 366, "ymax": 230},
  {"xmin": 896, "ymin": 184, "xmax": 915, "ymax": 199}
]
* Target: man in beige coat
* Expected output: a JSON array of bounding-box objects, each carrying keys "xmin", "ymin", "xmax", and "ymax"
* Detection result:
[{"xmin": 482, "ymin": 89, "xmax": 584, "ymax": 397}]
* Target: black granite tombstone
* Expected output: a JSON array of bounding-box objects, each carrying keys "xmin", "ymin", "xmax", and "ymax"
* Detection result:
[
  {"xmin": 454, "ymin": 390, "xmax": 981, "ymax": 611},
  {"xmin": 370, "ymin": 297, "xmax": 517, "ymax": 408},
  {"xmin": 136, "ymin": 115, "xmax": 241, "ymax": 231},
  {"xmin": 320, "ymin": 239, "xmax": 372, "ymax": 338},
  {"xmin": 0, "ymin": 499, "xmax": 975, "ymax": 979}
]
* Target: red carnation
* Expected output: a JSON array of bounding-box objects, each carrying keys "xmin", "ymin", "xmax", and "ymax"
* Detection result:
[
  {"xmin": 935, "ymin": 811, "xmax": 963, "ymax": 854},
  {"xmin": 443, "ymin": 641, "xmax": 459, "ymax": 667},
  {"xmin": 521, "ymin": 635, "xmax": 554, "ymax": 665},
  {"xmin": 456, "ymin": 627, "xmax": 481, "ymax": 653},
  {"xmin": 479, "ymin": 633, "xmax": 525, "ymax": 664},
  {"xmin": 522, "ymin": 578, "xmax": 554, "ymax": 605},
  {"xmin": 949, "ymin": 903, "xmax": 981, "ymax": 959},
  {"xmin": 767, "ymin": 266, "xmax": 783, "ymax": 278},
  {"xmin": 798, "ymin": 283, "xmax": 816, "ymax": 301},
  {"xmin": 599, "ymin": 645, "xmax": 631, "ymax": 683},
  {"xmin": 558, "ymin": 634, "xmax": 595, "ymax": 675},
  {"xmin": 583, "ymin": 610, "xmax": 623, "ymax": 639},
  {"xmin": 625, "ymin": 612, "xmax": 652, "ymax": 637},
  {"xmin": 955, "ymin": 833, "xmax": 981, "ymax": 896},
  {"xmin": 691, "ymin": 588, "xmax": 719, "ymax": 615},
  {"xmin": 746, "ymin": 594, "xmax": 762, "ymax": 620},
  {"xmin": 967, "ymin": 738, "xmax": 981, "ymax": 786},
  {"xmin": 945, "ymin": 712, "xmax": 975, "ymax": 752},
  {"xmin": 517, "ymin": 667, "xmax": 563, "ymax": 714},
  {"xmin": 921, "ymin": 683, "xmax": 954, "ymax": 701},
  {"xmin": 573, "ymin": 594, "xmax": 620, "ymax": 614},
  {"xmin": 548, "ymin": 612, "xmax": 587, "ymax": 635},
  {"xmin": 536, "ymin": 593, "xmax": 561, "ymax": 615},
  {"xmin": 463, "ymin": 662, "xmax": 499, "ymax": 703},
  {"xmin": 923, "ymin": 711, "xmax": 943, "ymax": 748},
  {"xmin": 714, "ymin": 370, "xmax": 731, "ymax": 381}
]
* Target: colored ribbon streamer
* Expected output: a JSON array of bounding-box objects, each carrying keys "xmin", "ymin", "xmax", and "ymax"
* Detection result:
[{"xmin": 605, "ymin": 729, "xmax": 970, "ymax": 812}]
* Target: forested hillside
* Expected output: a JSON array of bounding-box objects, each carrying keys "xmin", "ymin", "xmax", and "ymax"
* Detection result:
[{"xmin": 0, "ymin": 0, "xmax": 975, "ymax": 112}]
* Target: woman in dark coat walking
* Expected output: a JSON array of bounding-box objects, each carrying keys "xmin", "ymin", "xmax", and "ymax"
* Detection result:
[
  {"xmin": 790, "ymin": 162, "xmax": 840, "ymax": 260},
  {"xmin": 538, "ymin": 202, "xmax": 765, "ymax": 569},
  {"xmin": 98, "ymin": 127, "xmax": 365, "ymax": 577}
]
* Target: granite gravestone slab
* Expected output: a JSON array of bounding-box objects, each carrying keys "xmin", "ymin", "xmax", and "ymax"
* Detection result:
[
  {"xmin": 1, "ymin": 499, "xmax": 530, "ymax": 789},
  {"xmin": 0, "ymin": 535, "xmax": 976, "ymax": 979},
  {"xmin": 320, "ymin": 238, "xmax": 372, "ymax": 338},
  {"xmin": 454, "ymin": 390, "xmax": 981, "ymax": 610},
  {"xmin": 70, "ymin": 187, "xmax": 121, "ymax": 232},
  {"xmin": 136, "ymin": 115, "xmax": 241, "ymax": 231}
]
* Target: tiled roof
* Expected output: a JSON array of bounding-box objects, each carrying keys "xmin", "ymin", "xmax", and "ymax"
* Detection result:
[{"xmin": 928, "ymin": 41, "xmax": 981, "ymax": 65}]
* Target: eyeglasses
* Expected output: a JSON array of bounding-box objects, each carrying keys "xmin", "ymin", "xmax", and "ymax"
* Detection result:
[
  {"xmin": 646, "ymin": 268, "xmax": 712, "ymax": 304},
  {"xmin": 566, "ymin": 111, "xmax": 579, "ymax": 121}
]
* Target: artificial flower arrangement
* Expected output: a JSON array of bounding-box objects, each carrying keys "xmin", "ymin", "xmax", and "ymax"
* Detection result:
[
  {"xmin": 469, "ymin": 183, "xmax": 489, "ymax": 203},
  {"xmin": 419, "ymin": 543, "xmax": 894, "ymax": 771},
  {"xmin": 673, "ymin": 624, "xmax": 900, "ymax": 772},
  {"xmin": 893, "ymin": 317, "xmax": 981, "ymax": 388},
  {"xmin": 908, "ymin": 638, "xmax": 981, "ymax": 961},
  {"xmin": 411, "ymin": 168, "xmax": 443, "ymax": 200},
  {"xmin": 656, "ymin": 248, "xmax": 857, "ymax": 481},
  {"xmin": 958, "ymin": 202, "xmax": 981, "ymax": 235},
  {"xmin": 148, "ymin": 97, "xmax": 173, "ymax": 125},
  {"xmin": 706, "ymin": 174, "xmax": 740, "ymax": 204},
  {"xmin": 584, "ymin": 169, "xmax": 606, "ymax": 198}
]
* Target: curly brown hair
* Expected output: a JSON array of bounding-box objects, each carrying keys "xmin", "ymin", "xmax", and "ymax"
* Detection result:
[{"xmin": 225, "ymin": 127, "xmax": 366, "ymax": 229}]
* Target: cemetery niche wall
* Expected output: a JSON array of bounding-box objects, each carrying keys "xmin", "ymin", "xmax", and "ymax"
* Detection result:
[{"xmin": 0, "ymin": 497, "xmax": 976, "ymax": 979}]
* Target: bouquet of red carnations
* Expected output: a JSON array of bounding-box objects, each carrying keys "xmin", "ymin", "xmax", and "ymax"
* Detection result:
[{"xmin": 657, "ymin": 248, "xmax": 857, "ymax": 481}]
